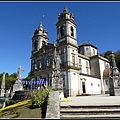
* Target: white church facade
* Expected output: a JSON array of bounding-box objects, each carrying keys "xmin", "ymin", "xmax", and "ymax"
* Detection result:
[{"xmin": 30, "ymin": 7, "xmax": 110, "ymax": 97}]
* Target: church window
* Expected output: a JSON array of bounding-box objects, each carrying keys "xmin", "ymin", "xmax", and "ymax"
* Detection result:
[
  {"xmin": 43, "ymin": 57, "xmax": 47, "ymax": 68},
  {"xmin": 50, "ymin": 58, "xmax": 53, "ymax": 67},
  {"xmin": 37, "ymin": 63, "xmax": 40, "ymax": 70},
  {"xmin": 93, "ymin": 49, "xmax": 95, "ymax": 54},
  {"xmin": 61, "ymin": 55, "xmax": 65, "ymax": 65},
  {"xmin": 79, "ymin": 59, "xmax": 81, "ymax": 65},
  {"xmin": 59, "ymin": 50, "xmax": 61, "ymax": 54},
  {"xmin": 71, "ymin": 26, "xmax": 74, "ymax": 37},
  {"xmin": 42, "ymin": 41, "xmax": 46, "ymax": 46},
  {"xmin": 34, "ymin": 39, "xmax": 38, "ymax": 50},
  {"xmin": 72, "ymin": 55, "xmax": 75, "ymax": 65},
  {"xmin": 86, "ymin": 47, "xmax": 89, "ymax": 51},
  {"xmin": 80, "ymin": 67, "xmax": 82, "ymax": 73},
  {"xmin": 91, "ymin": 83, "xmax": 93, "ymax": 86},
  {"xmin": 39, "ymin": 62, "xmax": 41, "ymax": 69},
  {"xmin": 64, "ymin": 48, "xmax": 66, "ymax": 53},
  {"xmin": 86, "ymin": 68, "xmax": 89, "ymax": 74},
  {"xmin": 86, "ymin": 61, "xmax": 88, "ymax": 67},
  {"xmin": 60, "ymin": 26, "xmax": 64, "ymax": 37},
  {"xmin": 34, "ymin": 64, "xmax": 37, "ymax": 70},
  {"xmin": 46, "ymin": 60, "xmax": 49, "ymax": 67}
]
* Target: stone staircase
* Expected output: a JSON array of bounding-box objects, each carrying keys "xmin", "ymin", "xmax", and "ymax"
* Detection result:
[{"xmin": 60, "ymin": 105, "xmax": 120, "ymax": 118}]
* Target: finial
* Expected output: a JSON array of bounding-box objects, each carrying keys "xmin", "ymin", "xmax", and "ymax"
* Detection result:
[
  {"xmin": 64, "ymin": 6, "xmax": 67, "ymax": 10},
  {"xmin": 82, "ymin": 40, "xmax": 85, "ymax": 44},
  {"xmin": 88, "ymin": 40, "xmax": 90, "ymax": 44},
  {"xmin": 63, "ymin": 6, "xmax": 68, "ymax": 13},
  {"xmin": 38, "ymin": 22, "xmax": 43, "ymax": 30},
  {"xmin": 40, "ymin": 22, "xmax": 43, "ymax": 27}
]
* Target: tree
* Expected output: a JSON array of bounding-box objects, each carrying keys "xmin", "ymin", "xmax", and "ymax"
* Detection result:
[
  {"xmin": 100, "ymin": 50, "xmax": 120, "ymax": 71},
  {"xmin": 0, "ymin": 72, "xmax": 17, "ymax": 90},
  {"xmin": 115, "ymin": 50, "xmax": 120, "ymax": 71},
  {"xmin": 23, "ymin": 71, "xmax": 31, "ymax": 81}
]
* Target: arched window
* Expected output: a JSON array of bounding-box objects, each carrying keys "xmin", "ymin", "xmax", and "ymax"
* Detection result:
[
  {"xmin": 60, "ymin": 26, "xmax": 64, "ymax": 37},
  {"xmin": 34, "ymin": 39, "xmax": 38, "ymax": 50},
  {"xmin": 42, "ymin": 41, "xmax": 46, "ymax": 46},
  {"xmin": 93, "ymin": 49, "xmax": 95, "ymax": 54},
  {"xmin": 71, "ymin": 26, "xmax": 74, "ymax": 37}
]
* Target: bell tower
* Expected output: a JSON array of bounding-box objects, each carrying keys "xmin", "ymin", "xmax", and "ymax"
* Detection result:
[
  {"xmin": 56, "ymin": 6, "xmax": 77, "ymax": 46},
  {"xmin": 32, "ymin": 22, "xmax": 48, "ymax": 53},
  {"xmin": 55, "ymin": 7, "xmax": 79, "ymax": 97}
]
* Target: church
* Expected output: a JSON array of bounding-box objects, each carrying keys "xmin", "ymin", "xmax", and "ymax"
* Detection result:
[{"xmin": 30, "ymin": 7, "xmax": 110, "ymax": 97}]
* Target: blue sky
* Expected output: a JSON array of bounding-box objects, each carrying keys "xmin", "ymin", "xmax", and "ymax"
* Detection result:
[{"xmin": 0, "ymin": 1, "xmax": 120, "ymax": 79}]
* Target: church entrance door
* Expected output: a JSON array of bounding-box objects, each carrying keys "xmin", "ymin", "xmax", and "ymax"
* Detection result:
[{"xmin": 82, "ymin": 82, "xmax": 86, "ymax": 93}]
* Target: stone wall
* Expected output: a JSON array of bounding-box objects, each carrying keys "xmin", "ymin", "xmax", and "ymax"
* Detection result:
[{"xmin": 46, "ymin": 91, "xmax": 60, "ymax": 118}]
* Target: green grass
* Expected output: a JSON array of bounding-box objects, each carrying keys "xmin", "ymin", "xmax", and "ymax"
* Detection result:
[{"xmin": 1, "ymin": 103, "xmax": 41, "ymax": 118}]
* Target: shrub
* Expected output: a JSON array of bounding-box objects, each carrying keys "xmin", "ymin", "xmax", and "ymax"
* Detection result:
[
  {"xmin": 0, "ymin": 110, "xmax": 3, "ymax": 118},
  {"xmin": 31, "ymin": 86, "xmax": 52, "ymax": 108},
  {"xmin": 5, "ymin": 100, "xmax": 21, "ymax": 107},
  {"xmin": 0, "ymin": 105, "xmax": 3, "ymax": 109}
]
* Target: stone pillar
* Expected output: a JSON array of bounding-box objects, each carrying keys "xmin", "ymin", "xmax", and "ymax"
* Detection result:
[
  {"xmin": 109, "ymin": 52, "xmax": 120, "ymax": 96},
  {"xmin": 1, "ymin": 71, "xmax": 5, "ymax": 97},
  {"xmin": 100, "ymin": 77, "xmax": 105, "ymax": 94},
  {"xmin": 109, "ymin": 76, "xmax": 115, "ymax": 96},
  {"xmin": 78, "ymin": 72, "xmax": 81, "ymax": 95},
  {"xmin": 68, "ymin": 70, "xmax": 71, "ymax": 96},
  {"xmin": 46, "ymin": 91, "xmax": 60, "ymax": 118}
]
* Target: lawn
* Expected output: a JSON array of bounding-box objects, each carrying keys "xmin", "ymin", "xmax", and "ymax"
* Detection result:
[{"xmin": 1, "ymin": 103, "xmax": 41, "ymax": 118}]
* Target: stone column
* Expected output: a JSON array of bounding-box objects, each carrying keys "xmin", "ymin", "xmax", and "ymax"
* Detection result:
[
  {"xmin": 68, "ymin": 70, "xmax": 71, "ymax": 96},
  {"xmin": 100, "ymin": 77, "xmax": 105, "ymax": 94},
  {"xmin": 1, "ymin": 71, "xmax": 5, "ymax": 97},
  {"xmin": 46, "ymin": 91, "xmax": 60, "ymax": 118}
]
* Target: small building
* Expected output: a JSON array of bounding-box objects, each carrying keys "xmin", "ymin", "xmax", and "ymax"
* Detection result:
[{"xmin": 30, "ymin": 7, "xmax": 110, "ymax": 97}]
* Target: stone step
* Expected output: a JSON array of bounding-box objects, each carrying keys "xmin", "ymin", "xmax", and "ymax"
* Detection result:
[
  {"xmin": 60, "ymin": 105, "xmax": 120, "ymax": 118},
  {"xmin": 60, "ymin": 108, "xmax": 120, "ymax": 113},
  {"xmin": 61, "ymin": 104, "xmax": 120, "ymax": 109},
  {"xmin": 60, "ymin": 114, "xmax": 120, "ymax": 118}
]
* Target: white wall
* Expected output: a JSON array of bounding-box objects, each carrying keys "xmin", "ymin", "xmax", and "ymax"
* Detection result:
[
  {"xmin": 79, "ymin": 57, "xmax": 90, "ymax": 75},
  {"xmin": 80, "ymin": 75, "xmax": 101, "ymax": 94},
  {"xmin": 99, "ymin": 58, "xmax": 110, "ymax": 93},
  {"xmin": 70, "ymin": 71, "xmax": 79, "ymax": 96}
]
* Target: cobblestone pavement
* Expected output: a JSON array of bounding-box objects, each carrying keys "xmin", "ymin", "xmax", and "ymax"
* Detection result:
[{"xmin": 60, "ymin": 94, "xmax": 120, "ymax": 106}]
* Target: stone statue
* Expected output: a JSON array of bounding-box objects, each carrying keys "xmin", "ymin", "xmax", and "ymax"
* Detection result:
[
  {"xmin": 109, "ymin": 52, "xmax": 120, "ymax": 96},
  {"xmin": 17, "ymin": 66, "xmax": 24, "ymax": 80},
  {"xmin": 12, "ymin": 67, "xmax": 24, "ymax": 97},
  {"xmin": 54, "ymin": 54, "xmax": 61, "ymax": 73}
]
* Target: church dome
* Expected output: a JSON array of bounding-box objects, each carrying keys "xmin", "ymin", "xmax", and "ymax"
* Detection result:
[{"xmin": 103, "ymin": 68, "xmax": 112, "ymax": 80}]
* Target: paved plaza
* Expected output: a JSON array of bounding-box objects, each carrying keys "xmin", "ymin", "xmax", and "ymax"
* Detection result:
[{"xmin": 60, "ymin": 94, "xmax": 120, "ymax": 106}]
